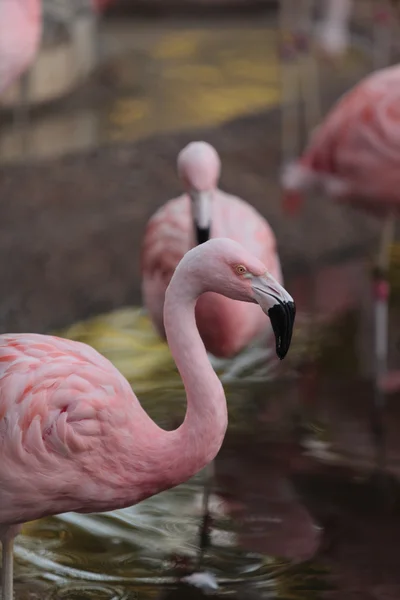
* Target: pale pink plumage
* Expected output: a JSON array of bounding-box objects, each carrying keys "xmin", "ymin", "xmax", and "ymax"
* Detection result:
[
  {"xmin": 141, "ymin": 142, "xmax": 283, "ymax": 358},
  {"xmin": 0, "ymin": 238, "xmax": 295, "ymax": 600},
  {"xmin": 282, "ymin": 64, "xmax": 400, "ymax": 214},
  {"xmin": 0, "ymin": 0, "xmax": 42, "ymax": 96}
]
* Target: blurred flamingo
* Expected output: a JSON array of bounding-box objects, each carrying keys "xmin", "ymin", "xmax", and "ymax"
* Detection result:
[
  {"xmin": 315, "ymin": 0, "xmax": 353, "ymax": 60},
  {"xmin": 279, "ymin": 0, "xmax": 394, "ymax": 213},
  {"xmin": 281, "ymin": 64, "xmax": 400, "ymax": 474},
  {"xmin": 141, "ymin": 141, "xmax": 284, "ymax": 359},
  {"xmin": 312, "ymin": 0, "xmax": 394, "ymax": 64},
  {"xmin": 0, "ymin": 0, "xmax": 42, "ymax": 134},
  {"xmin": 90, "ymin": 0, "xmax": 116, "ymax": 10},
  {"xmin": 141, "ymin": 142, "xmax": 290, "ymax": 569},
  {"xmin": 0, "ymin": 238, "xmax": 295, "ymax": 600}
]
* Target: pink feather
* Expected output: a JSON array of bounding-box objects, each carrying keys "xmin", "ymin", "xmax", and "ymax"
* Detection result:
[{"xmin": 141, "ymin": 142, "xmax": 283, "ymax": 358}]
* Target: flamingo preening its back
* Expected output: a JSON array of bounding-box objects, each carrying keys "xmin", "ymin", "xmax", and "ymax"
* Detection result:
[
  {"xmin": 0, "ymin": 238, "xmax": 295, "ymax": 600},
  {"xmin": 141, "ymin": 141, "xmax": 284, "ymax": 359}
]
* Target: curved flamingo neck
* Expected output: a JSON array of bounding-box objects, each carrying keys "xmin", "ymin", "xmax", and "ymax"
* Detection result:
[{"xmin": 160, "ymin": 259, "xmax": 228, "ymax": 485}]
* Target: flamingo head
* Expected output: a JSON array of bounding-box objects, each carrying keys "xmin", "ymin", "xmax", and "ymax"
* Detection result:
[
  {"xmin": 183, "ymin": 238, "xmax": 296, "ymax": 359},
  {"xmin": 177, "ymin": 142, "xmax": 221, "ymax": 245}
]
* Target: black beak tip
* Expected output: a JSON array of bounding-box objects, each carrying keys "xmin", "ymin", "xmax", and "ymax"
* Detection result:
[
  {"xmin": 268, "ymin": 301, "xmax": 296, "ymax": 360},
  {"xmin": 195, "ymin": 225, "xmax": 211, "ymax": 245}
]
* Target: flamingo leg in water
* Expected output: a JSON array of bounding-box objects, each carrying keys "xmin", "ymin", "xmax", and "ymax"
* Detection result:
[
  {"xmin": 1, "ymin": 534, "xmax": 15, "ymax": 600},
  {"xmin": 372, "ymin": 0, "xmax": 393, "ymax": 70},
  {"xmin": 92, "ymin": 10, "xmax": 103, "ymax": 68},
  {"xmin": 13, "ymin": 71, "xmax": 30, "ymax": 161},
  {"xmin": 196, "ymin": 461, "xmax": 215, "ymax": 569},
  {"xmin": 371, "ymin": 215, "xmax": 395, "ymax": 475},
  {"xmin": 297, "ymin": 0, "xmax": 322, "ymax": 139},
  {"xmin": 279, "ymin": 0, "xmax": 301, "ymax": 167}
]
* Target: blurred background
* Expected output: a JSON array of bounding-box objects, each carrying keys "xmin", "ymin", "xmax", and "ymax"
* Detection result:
[{"xmin": 2, "ymin": 1, "xmax": 400, "ymax": 599}]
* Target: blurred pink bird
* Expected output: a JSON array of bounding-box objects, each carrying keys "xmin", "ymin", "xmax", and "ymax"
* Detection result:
[
  {"xmin": 0, "ymin": 238, "xmax": 295, "ymax": 600},
  {"xmin": 0, "ymin": 0, "xmax": 42, "ymax": 95},
  {"xmin": 316, "ymin": 0, "xmax": 353, "ymax": 59},
  {"xmin": 281, "ymin": 63, "xmax": 400, "ymax": 472},
  {"xmin": 141, "ymin": 141, "xmax": 284, "ymax": 359},
  {"xmin": 90, "ymin": 0, "xmax": 116, "ymax": 12}
]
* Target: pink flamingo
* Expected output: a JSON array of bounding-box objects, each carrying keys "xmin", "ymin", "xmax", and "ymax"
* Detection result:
[
  {"xmin": 281, "ymin": 63, "xmax": 400, "ymax": 473},
  {"xmin": 0, "ymin": 0, "xmax": 42, "ymax": 132},
  {"xmin": 141, "ymin": 142, "xmax": 288, "ymax": 567},
  {"xmin": 315, "ymin": 0, "xmax": 353, "ymax": 60},
  {"xmin": 0, "ymin": 238, "xmax": 295, "ymax": 600},
  {"xmin": 90, "ymin": 0, "xmax": 116, "ymax": 10},
  {"xmin": 141, "ymin": 141, "xmax": 284, "ymax": 359}
]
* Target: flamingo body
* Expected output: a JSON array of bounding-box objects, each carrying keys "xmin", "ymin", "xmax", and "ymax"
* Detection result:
[
  {"xmin": 0, "ymin": 333, "xmax": 176, "ymax": 526},
  {"xmin": 282, "ymin": 64, "xmax": 400, "ymax": 214},
  {"xmin": 142, "ymin": 145, "xmax": 283, "ymax": 358},
  {"xmin": 0, "ymin": 239, "xmax": 295, "ymax": 600},
  {"xmin": 0, "ymin": 0, "xmax": 41, "ymax": 96}
]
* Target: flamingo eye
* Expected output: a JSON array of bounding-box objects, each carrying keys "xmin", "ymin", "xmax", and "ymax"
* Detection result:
[{"xmin": 235, "ymin": 264, "xmax": 247, "ymax": 275}]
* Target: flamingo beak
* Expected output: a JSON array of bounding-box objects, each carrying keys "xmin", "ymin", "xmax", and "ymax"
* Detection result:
[
  {"xmin": 251, "ymin": 273, "xmax": 296, "ymax": 360},
  {"xmin": 190, "ymin": 191, "xmax": 211, "ymax": 245}
]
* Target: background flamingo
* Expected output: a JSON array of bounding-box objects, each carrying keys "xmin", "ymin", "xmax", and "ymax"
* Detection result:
[
  {"xmin": 279, "ymin": 0, "xmax": 395, "ymax": 209},
  {"xmin": 141, "ymin": 143, "xmax": 290, "ymax": 566},
  {"xmin": 281, "ymin": 63, "xmax": 400, "ymax": 476},
  {"xmin": 0, "ymin": 238, "xmax": 295, "ymax": 600},
  {"xmin": 0, "ymin": 0, "xmax": 42, "ymax": 135},
  {"xmin": 141, "ymin": 141, "xmax": 284, "ymax": 359},
  {"xmin": 316, "ymin": 0, "xmax": 353, "ymax": 59},
  {"xmin": 90, "ymin": 0, "xmax": 116, "ymax": 10}
]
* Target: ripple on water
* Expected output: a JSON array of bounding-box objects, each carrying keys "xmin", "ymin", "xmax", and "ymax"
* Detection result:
[
  {"xmin": 15, "ymin": 464, "xmax": 331, "ymax": 598},
  {"xmin": 45, "ymin": 583, "xmax": 131, "ymax": 599}
]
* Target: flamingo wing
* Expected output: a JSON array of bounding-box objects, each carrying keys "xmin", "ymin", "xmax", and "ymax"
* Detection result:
[
  {"xmin": 141, "ymin": 196, "xmax": 193, "ymax": 334},
  {"xmin": 0, "ymin": 333, "xmax": 135, "ymax": 523},
  {"xmin": 141, "ymin": 195, "xmax": 192, "ymax": 278}
]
